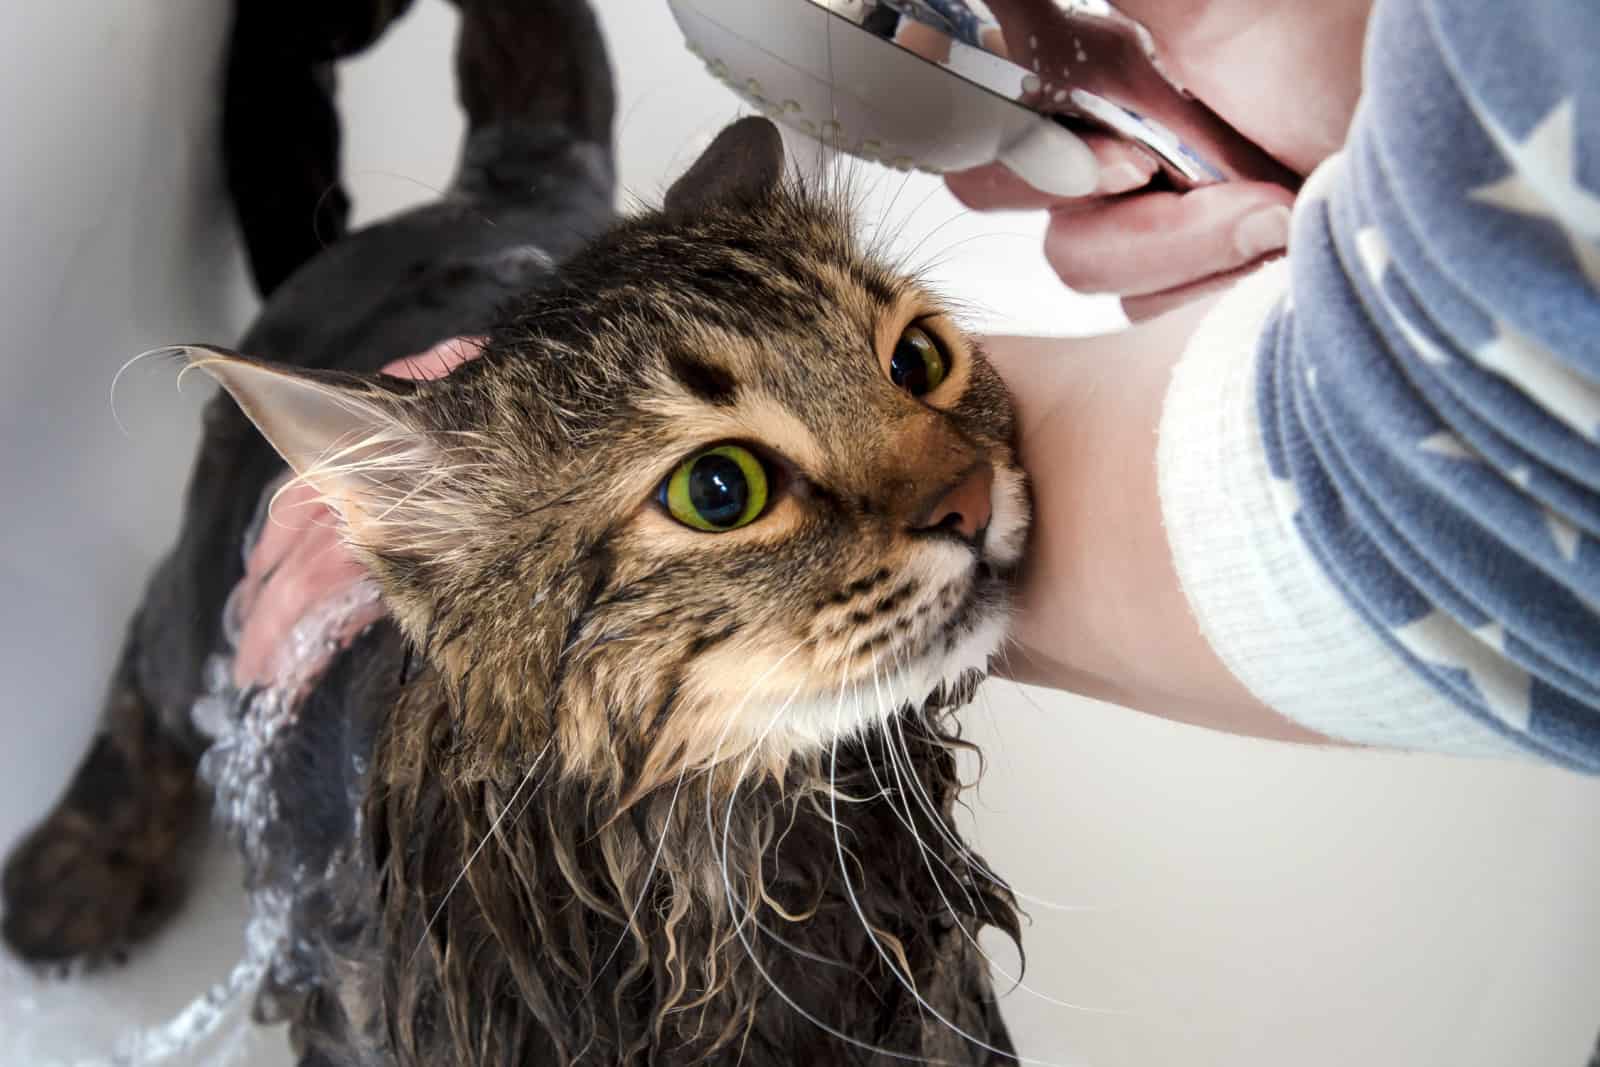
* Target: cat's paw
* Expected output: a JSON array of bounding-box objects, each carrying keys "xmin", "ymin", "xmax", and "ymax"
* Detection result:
[
  {"xmin": 3, "ymin": 815, "xmax": 176, "ymax": 967},
  {"xmin": 2, "ymin": 735, "xmax": 195, "ymax": 967}
]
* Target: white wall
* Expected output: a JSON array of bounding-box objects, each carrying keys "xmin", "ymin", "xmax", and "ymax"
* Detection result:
[{"xmin": 2, "ymin": 2, "xmax": 1598, "ymax": 1065}]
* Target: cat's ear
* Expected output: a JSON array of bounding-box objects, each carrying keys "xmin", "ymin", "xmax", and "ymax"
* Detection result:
[
  {"xmin": 184, "ymin": 347, "xmax": 438, "ymax": 549},
  {"xmin": 664, "ymin": 116, "xmax": 785, "ymax": 216}
]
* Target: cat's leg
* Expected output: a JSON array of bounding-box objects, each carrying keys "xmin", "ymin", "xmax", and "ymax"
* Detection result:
[
  {"xmin": 453, "ymin": 0, "xmax": 614, "ymax": 142},
  {"xmin": 448, "ymin": 0, "xmax": 616, "ymax": 204},
  {"xmin": 224, "ymin": 0, "xmax": 418, "ymax": 297},
  {"xmin": 1, "ymin": 634, "xmax": 199, "ymax": 965}
]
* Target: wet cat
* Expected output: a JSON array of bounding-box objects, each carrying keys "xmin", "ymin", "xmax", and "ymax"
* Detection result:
[{"xmin": 2, "ymin": 1, "xmax": 1030, "ymax": 1063}]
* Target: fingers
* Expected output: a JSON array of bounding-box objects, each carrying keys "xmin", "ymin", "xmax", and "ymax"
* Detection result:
[
  {"xmin": 945, "ymin": 134, "xmax": 1158, "ymax": 211},
  {"xmin": 233, "ymin": 511, "xmax": 373, "ymax": 690},
  {"xmin": 946, "ymin": 161, "xmax": 1058, "ymax": 212},
  {"xmin": 948, "ymin": 149, "xmax": 1295, "ymax": 317},
  {"xmin": 1120, "ymin": 260, "xmax": 1279, "ymax": 323},
  {"xmin": 380, "ymin": 335, "xmax": 487, "ymax": 380},
  {"xmin": 233, "ymin": 337, "xmax": 488, "ymax": 689},
  {"xmin": 1042, "ymin": 181, "xmax": 1294, "ymax": 298},
  {"xmin": 1080, "ymin": 135, "xmax": 1161, "ymax": 195}
]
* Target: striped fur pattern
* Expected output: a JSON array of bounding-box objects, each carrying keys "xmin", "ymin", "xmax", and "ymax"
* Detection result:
[{"xmin": 198, "ymin": 122, "xmax": 1034, "ymax": 1064}]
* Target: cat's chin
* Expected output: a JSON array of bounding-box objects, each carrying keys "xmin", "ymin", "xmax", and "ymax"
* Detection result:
[
  {"xmin": 726, "ymin": 473, "xmax": 1026, "ymax": 761},
  {"xmin": 748, "ymin": 593, "xmax": 1012, "ymax": 757}
]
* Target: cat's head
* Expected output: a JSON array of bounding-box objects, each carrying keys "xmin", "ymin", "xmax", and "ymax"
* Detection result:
[{"xmin": 196, "ymin": 118, "xmax": 1028, "ymax": 789}]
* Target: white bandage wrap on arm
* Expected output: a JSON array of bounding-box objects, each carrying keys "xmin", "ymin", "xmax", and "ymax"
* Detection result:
[{"xmin": 1155, "ymin": 261, "xmax": 1527, "ymax": 758}]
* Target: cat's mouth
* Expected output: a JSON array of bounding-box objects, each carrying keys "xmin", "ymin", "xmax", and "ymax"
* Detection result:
[
  {"xmin": 919, "ymin": 554, "xmax": 1012, "ymax": 661},
  {"xmin": 851, "ymin": 462, "xmax": 1026, "ymax": 714},
  {"xmin": 764, "ymin": 561, "xmax": 1011, "ymax": 749},
  {"xmin": 841, "ymin": 464, "xmax": 1026, "ymax": 711},
  {"xmin": 686, "ymin": 464, "xmax": 1028, "ymax": 756},
  {"xmin": 765, "ymin": 542, "xmax": 1017, "ymax": 749}
]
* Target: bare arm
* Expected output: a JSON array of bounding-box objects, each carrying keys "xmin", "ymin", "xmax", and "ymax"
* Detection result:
[{"xmin": 983, "ymin": 309, "xmax": 1330, "ymax": 745}]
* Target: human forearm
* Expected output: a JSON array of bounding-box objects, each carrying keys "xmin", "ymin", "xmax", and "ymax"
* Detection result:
[{"xmin": 982, "ymin": 309, "xmax": 1330, "ymax": 744}]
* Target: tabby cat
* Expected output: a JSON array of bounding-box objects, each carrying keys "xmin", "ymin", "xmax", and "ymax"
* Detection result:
[{"xmin": 2, "ymin": 1, "xmax": 1031, "ymax": 1063}]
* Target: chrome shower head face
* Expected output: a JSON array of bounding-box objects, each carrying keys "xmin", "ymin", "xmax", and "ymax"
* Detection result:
[
  {"xmin": 669, "ymin": 0, "xmax": 1099, "ymax": 196},
  {"xmin": 668, "ymin": 0, "xmax": 1299, "ymax": 195}
]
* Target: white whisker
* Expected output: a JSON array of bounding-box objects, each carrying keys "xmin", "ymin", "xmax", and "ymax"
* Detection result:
[
  {"xmin": 828, "ymin": 696, "xmax": 1068, "ymax": 1065},
  {"xmin": 580, "ymin": 756, "xmax": 691, "ymax": 995},
  {"xmin": 410, "ymin": 738, "xmax": 553, "ymax": 962},
  {"xmin": 109, "ymin": 346, "xmax": 189, "ymax": 439},
  {"xmin": 707, "ymin": 669, "xmax": 956, "ymax": 1065},
  {"xmin": 876, "ymin": 653, "xmax": 1120, "ymax": 1015},
  {"xmin": 888, "ymin": 708, "xmax": 1095, "ymax": 915}
]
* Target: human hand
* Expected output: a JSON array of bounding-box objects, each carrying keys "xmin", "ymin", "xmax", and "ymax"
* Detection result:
[
  {"xmin": 947, "ymin": 0, "xmax": 1370, "ymax": 320},
  {"xmin": 231, "ymin": 337, "xmax": 483, "ymax": 693}
]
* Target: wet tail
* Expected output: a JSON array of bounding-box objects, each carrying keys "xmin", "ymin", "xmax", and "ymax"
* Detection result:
[{"xmin": 224, "ymin": 0, "xmax": 615, "ymax": 297}]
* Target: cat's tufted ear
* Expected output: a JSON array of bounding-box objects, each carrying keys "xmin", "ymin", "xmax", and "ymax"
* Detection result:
[
  {"xmin": 183, "ymin": 347, "xmax": 441, "ymax": 552},
  {"xmin": 664, "ymin": 116, "xmax": 785, "ymax": 217}
]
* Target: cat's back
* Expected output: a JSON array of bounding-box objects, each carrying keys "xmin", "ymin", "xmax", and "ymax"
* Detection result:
[{"xmin": 240, "ymin": 138, "xmax": 613, "ymax": 379}]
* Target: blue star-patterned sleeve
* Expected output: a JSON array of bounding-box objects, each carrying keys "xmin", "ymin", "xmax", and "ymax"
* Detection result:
[
  {"xmin": 1258, "ymin": 0, "xmax": 1600, "ymax": 770},
  {"xmin": 879, "ymin": 1, "xmax": 992, "ymax": 49}
]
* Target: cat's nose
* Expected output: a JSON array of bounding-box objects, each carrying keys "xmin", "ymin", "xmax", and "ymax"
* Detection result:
[{"xmin": 911, "ymin": 462, "xmax": 993, "ymax": 544}]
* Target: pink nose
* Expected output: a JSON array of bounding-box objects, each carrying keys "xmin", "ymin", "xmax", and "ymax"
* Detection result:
[{"xmin": 913, "ymin": 463, "xmax": 994, "ymax": 543}]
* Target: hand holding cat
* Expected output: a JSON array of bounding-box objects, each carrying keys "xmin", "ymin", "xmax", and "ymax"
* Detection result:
[{"xmin": 231, "ymin": 338, "xmax": 483, "ymax": 692}]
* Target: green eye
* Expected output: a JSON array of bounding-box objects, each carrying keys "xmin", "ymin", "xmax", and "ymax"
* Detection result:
[
  {"xmin": 888, "ymin": 325, "xmax": 948, "ymax": 396},
  {"xmin": 661, "ymin": 445, "xmax": 770, "ymax": 532}
]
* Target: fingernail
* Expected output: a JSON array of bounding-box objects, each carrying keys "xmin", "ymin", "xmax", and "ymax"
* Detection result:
[
  {"xmin": 1097, "ymin": 161, "xmax": 1148, "ymax": 194},
  {"xmin": 1234, "ymin": 205, "xmax": 1291, "ymax": 260}
]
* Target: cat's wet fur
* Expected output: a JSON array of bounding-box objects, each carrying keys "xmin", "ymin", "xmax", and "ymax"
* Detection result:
[{"xmin": 2, "ymin": 1, "xmax": 1028, "ymax": 1063}]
